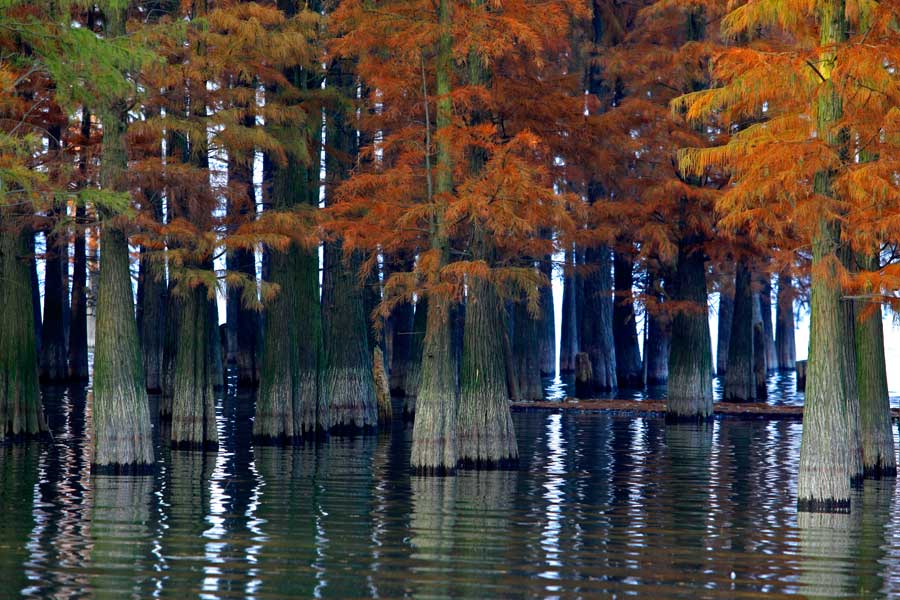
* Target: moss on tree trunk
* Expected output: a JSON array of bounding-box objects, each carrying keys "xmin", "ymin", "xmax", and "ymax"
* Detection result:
[
  {"xmin": 724, "ymin": 261, "xmax": 755, "ymax": 402},
  {"xmin": 170, "ymin": 285, "xmax": 219, "ymax": 450},
  {"xmin": 665, "ymin": 241, "xmax": 713, "ymax": 420},
  {"xmin": 0, "ymin": 212, "xmax": 48, "ymax": 439},
  {"xmin": 91, "ymin": 5, "xmax": 154, "ymax": 471},
  {"xmin": 458, "ymin": 277, "xmax": 517, "ymax": 468},
  {"xmin": 854, "ymin": 255, "xmax": 895, "ymax": 478}
]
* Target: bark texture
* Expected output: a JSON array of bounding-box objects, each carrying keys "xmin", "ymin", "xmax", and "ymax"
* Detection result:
[
  {"xmin": 665, "ymin": 242, "xmax": 713, "ymax": 419},
  {"xmin": 724, "ymin": 262, "xmax": 755, "ymax": 402},
  {"xmin": 0, "ymin": 215, "xmax": 47, "ymax": 439},
  {"xmin": 458, "ymin": 278, "xmax": 517, "ymax": 467},
  {"xmin": 170, "ymin": 286, "xmax": 219, "ymax": 450},
  {"xmin": 579, "ymin": 246, "xmax": 617, "ymax": 391}
]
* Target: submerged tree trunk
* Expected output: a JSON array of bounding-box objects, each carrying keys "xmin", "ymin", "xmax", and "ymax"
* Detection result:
[
  {"xmin": 665, "ymin": 241, "xmax": 713, "ymax": 420},
  {"xmin": 136, "ymin": 191, "xmax": 166, "ymax": 393},
  {"xmin": 91, "ymin": 5, "xmax": 153, "ymax": 471},
  {"xmin": 40, "ymin": 212, "xmax": 69, "ymax": 382},
  {"xmin": 458, "ymin": 277, "xmax": 517, "ymax": 467},
  {"xmin": 580, "ymin": 246, "xmax": 617, "ymax": 391},
  {"xmin": 724, "ymin": 261, "xmax": 754, "ymax": 402},
  {"xmin": 613, "ymin": 252, "xmax": 642, "ymax": 387},
  {"xmin": 717, "ymin": 287, "xmax": 733, "ymax": 376},
  {"xmin": 775, "ymin": 272, "xmax": 796, "ymax": 370},
  {"xmin": 559, "ymin": 248, "xmax": 578, "ymax": 374},
  {"xmin": 170, "ymin": 285, "xmax": 219, "ymax": 450},
  {"xmin": 0, "ymin": 211, "xmax": 48, "ymax": 439},
  {"xmin": 854, "ymin": 272, "xmax": 894, "ymax": 478}
]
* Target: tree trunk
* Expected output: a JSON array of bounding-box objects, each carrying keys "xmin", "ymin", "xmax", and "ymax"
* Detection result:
[
  {"xmin": 613, "ymin": 251, "xmax": 642, "ymax": 386},
  {"xmin": 29, "ymin": 233, "xmax": 42, "ymax": 354},
  {"xmin": 226, "ymin": 132, "xmax": 259, "ymax": 388},
  {"xmin": 388, "ymin": 265, "xmax": 415, "ymax": 395},
  {"xmin": 0, "ymin": 211, "xmax": 47, "ymax": 439},
  {"xmin": 717, "ymin": 284, "xmax": 734, "ymax": 376},
  {"xmin": 458, "ymin": 277, "xmax": 517, "ymax": 467},
  {"xmin": 40, "ymin": 209, "xmax": 69, "ymax": 382},
  {"xmin": 403, "ymin": 295, "xmax": 428, "ymax": 416},
  {"xmin": 580, "ymin": 245, "xmax": 617, "ymax": 391},
  {"xmin": 136, "ymin": 193, "xmax": 166, "ymax": 393},
  {"xmin": 760, "ymin": 277, "xmax": 777, "ymax": 371},
  {"xmin": 724, "ymin": 261, "xmax": 755, "ymax": 402},
  {"xmin": 510, "ymin": 297, "xmax": 544, "ymax": 401},
  {"xmin": 665, "ymin": 241, "xmax": 713, "ymax": 420},
  {"xmin": 854, "ymin": 274, "xmax": 895, "ymax": 478},
  {"xmin": 69, "ymin": 204, "xmax": 89, "ymax": 381},
  {"xmin": 775, "ymin": 272, "xmax": 796, "ymax": 370},
  {"xmin": 91, "ymin": 5, "xmax": 154, "ymax": 471},
  {"xmin": 559, "ymin": 248, "xmax": 578, "ymax": 373},
  {"xmin": 170, "ymin": 285, "xmax": 219, "ymax": 450},
  {"xmin": 538, "ymin": 260, "xmax": 556, "ymax": 376}
]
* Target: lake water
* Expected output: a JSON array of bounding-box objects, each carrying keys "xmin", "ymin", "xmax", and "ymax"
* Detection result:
[{"xmin": 2, "ymin": 383, "xmax": 899, "ymax": 599}]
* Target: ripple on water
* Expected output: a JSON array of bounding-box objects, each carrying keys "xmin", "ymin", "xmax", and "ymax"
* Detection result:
[{"xmin": 1, "ymin": 383, "xmax": 899, "ymax": 598}]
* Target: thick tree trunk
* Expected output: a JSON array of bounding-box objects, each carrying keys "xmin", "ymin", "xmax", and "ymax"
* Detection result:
[
  {"xmin": 724, "ymin": 261, "xmax": 755, "ymax": 402},
  {"xmin": 510, "ymin": 296, "xmax": 544, "ymax": 401},
  {"xmin": 775, "ymin": 272, "xmax": 796, "ymax": 370},
  {"xmin": 559, "ymin": 248, "xmax": 578, "ymax": 373},
  {"xmin": 665, "ymin": 241, "xmax": 713, "ymax": 420},
  {"xmin": 458, "ymin": 277, "xmax": 517, "ymax": 467},
  {"xmin": 411, "ymin": 296, "xmax": 458, "ymax": 473},
  {"xmin": 854, "ymin": 280, "xmax": 895, "ymax": 478},
  {"xmin": 797, "ymin": 0, "xmax": 859, "ymax": 514},
  {"xmin": 254, "ymin": 66, "xmax": 323, "ymax": 441},
  {"xmin": 717, "ymin": 284, "xmax": 734, "ymax": 376},
  {"xmin": 538, "ymin": 260, "xmax": 556, "ymax": 376},
  {"xmin": 321, "ymin": 246, "xmax": 377, "ymax": 432},
  {"xmin": 40, "ymin": 213, "xmax": 69, "ymax": 382},
  {"xmin": 580, "ymin": 245, "xmax": 616, "ymax": 391},
  {"xmin": 91, "ymin": 6, "xmax": 154, "ymax": 471},
  {"xmin": 170, "ymin": 285, "xmax": 219, "ymax": 450},
  {"xmin": 0, "ymin": 212, "xmax": 47, "ymax": 439},
  {"xmin": 613, "ymin": 252, "xmax": 642, "ymax": 386}
]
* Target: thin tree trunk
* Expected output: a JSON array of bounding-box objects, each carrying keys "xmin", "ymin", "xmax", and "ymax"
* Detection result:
[
  {"xmin": 717, "ymin": 286, "xmax": 733, "ymax": 376},
  {"xmin": 538, "ymin": 259, "xmax": 556, "ymax": 376},
  {"xmin": 510, "ymin": 296, "xmax": 544, "ymax": 401},
  {"xmin": 775, "ymin": 272, "xmax": 796, "ymax": 370},
  {"xmin": 29, "ymin": 233, "xmax": 42, "ymax": 354},
  {"xmin": 724, "ymin": 261, "xmax": 754, "ymax": 402},
  {"xmin": 40, "ymin": 206, "xmax": 69, "ymax": 382},
  {"xmin": 69, "ymin": 107, "xmax": 91, "ymax": 381},
  {"xmin": 761, "ymin": 277, "xmax": 777, "ymax": 371},
  {"xmin": 645, "ymin": 272, "xmax": 670, "ymax": 385},
  {"xmin": 665, "ymin": 241, "xmax": 713, "ymax": 419},
  {"xmin": 613, "ymin": 251, "xmax": 642, "ymax": 387},
  {"xmin": 137, "ymin": 191, "xmax": 166, "ymax": 393},
  {"xmin": 403, "ymin": 295, "xmax": 428, "ymax": 416},
  {"xmin": 388, "ymin": 259, "xmax": 415, "ymax": 395},
  {"xmin": 559, "ymin": 248, "xmax": 578, "ymax": 373}
]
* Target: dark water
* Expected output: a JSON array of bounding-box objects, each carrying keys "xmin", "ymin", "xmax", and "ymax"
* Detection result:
[{"xmin": 2, "ymin": 384, "xmax": 899, "ymax": 599}]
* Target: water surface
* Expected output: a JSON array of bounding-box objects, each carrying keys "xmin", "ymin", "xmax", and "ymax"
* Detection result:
[{"xmin": 2, "ymin": 384, "xmax": 899, "ymax": 598}]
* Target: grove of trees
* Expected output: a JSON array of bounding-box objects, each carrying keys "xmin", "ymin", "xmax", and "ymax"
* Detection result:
[{"xmin": 0, "ymin": 0, "xmax": 898, "ymax": 513}]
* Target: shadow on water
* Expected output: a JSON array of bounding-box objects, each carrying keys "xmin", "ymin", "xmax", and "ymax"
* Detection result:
[{"xmin": 3, "ymin": 374, "xmax": 900, "ymax": 597}]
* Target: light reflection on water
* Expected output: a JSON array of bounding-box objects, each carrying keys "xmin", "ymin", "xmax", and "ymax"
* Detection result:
[{"xmin": 1, "ymin": 383, "xmax": 899, "ymax": 598}]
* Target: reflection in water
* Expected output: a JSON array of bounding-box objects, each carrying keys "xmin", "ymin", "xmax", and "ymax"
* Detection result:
[{"xmin": 4, "ymin": 384, "xmax": 900, "ymax": 598}]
